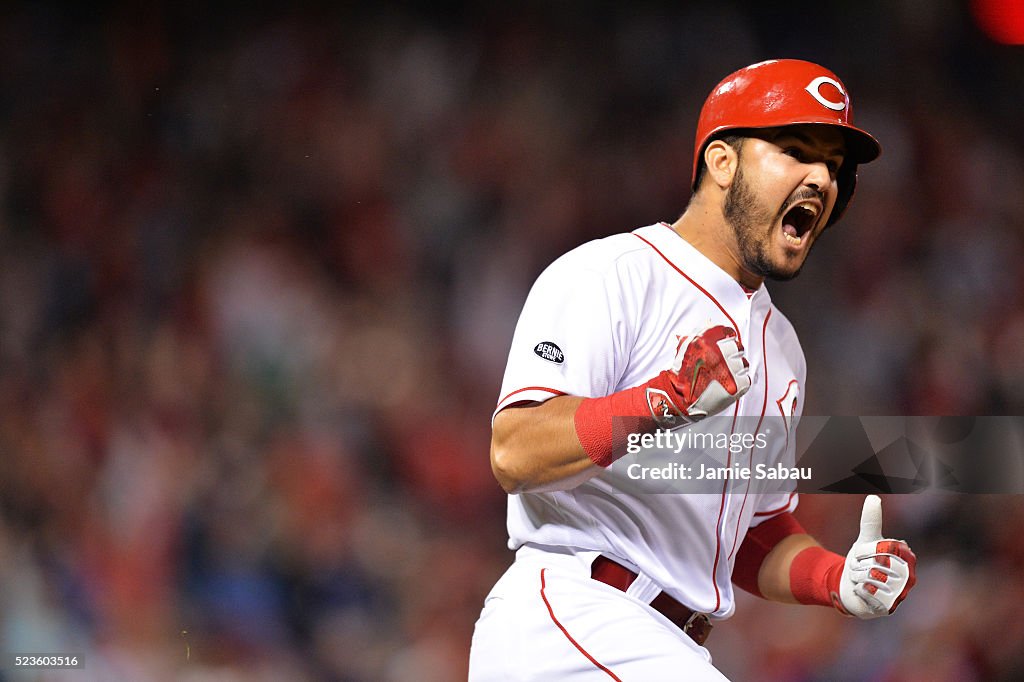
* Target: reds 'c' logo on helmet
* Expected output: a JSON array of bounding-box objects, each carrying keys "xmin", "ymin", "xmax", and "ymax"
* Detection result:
[{"xmin": 805, "ymin": 76, "xmax": 847, "ymax": 111}]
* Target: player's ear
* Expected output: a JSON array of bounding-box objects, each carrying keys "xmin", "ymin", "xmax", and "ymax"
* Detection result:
[{"xmin": 704, "ymin": 139, "xmax": 740, "ymax": 189}]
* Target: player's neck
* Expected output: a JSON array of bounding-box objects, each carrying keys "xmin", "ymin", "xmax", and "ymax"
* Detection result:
[{"xmin": 670, "ymin": 205, "xmax": 764, "ymax": 290}]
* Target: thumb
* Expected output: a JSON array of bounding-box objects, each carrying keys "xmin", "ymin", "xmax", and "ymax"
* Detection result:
[{"xmin": 857, "ymin": 494, "xmax": 884, "ymax": 543}]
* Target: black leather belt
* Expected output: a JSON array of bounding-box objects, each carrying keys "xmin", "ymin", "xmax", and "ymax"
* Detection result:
[{"xmin": 591, "ymin": 555, "xmax": 713, "ymax": 646}]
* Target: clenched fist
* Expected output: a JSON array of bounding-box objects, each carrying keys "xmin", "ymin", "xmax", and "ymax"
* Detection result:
[{"xmin": 645, "ymin": 325, "xmax": 751, "ymax": 428}]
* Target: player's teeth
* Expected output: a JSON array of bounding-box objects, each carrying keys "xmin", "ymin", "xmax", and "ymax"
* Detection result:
[{"xmin": 784, "ymin": 232, "xmax": 802, "ymax": 245}]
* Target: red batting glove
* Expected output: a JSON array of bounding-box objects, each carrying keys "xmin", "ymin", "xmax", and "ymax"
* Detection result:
[{"xmin": 643, "ymin": 325, "xmax": 751, "ymax": 428}]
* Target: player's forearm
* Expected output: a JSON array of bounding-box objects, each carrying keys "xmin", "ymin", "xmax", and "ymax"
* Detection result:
[
  {"xmin": 754, "ymin": 533, "xmax": 821, "ymax": 603},
  {"xmin": 737, "ymin": 525, "xmax": 845, "ymax": 606},
  {"xmin": 490, "ymin": 396, "xmax": 603, "ymax": 494}
]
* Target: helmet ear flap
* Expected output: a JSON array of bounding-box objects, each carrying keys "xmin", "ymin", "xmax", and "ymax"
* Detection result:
[{"xmin": 826, "ymin": 162, "xmax": 858, "ymax": 228}]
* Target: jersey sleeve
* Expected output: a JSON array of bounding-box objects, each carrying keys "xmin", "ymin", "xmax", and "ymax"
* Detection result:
[
  {"xmin": 494, "ymin": 245, "xmax": 633, "ymax": 417},
  {"xmin": 749, "ymin": 492, "xmax": 800, "ymax": 526}
]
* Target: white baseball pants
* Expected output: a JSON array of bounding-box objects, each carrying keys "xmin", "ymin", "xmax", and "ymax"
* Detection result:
[{"xmin": 468, "ymin": 547, "xmax": 729, "ymax": 681}]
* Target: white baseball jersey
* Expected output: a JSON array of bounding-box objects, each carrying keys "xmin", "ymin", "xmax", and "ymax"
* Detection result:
[{"xmin": 495, "ymin": 222, "xmax": 805, "ymax": 619}]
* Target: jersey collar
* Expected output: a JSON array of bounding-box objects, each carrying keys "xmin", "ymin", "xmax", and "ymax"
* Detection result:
[{"xmin": 641, "ymin": 223, "xmax": 770, "ymax": 311}]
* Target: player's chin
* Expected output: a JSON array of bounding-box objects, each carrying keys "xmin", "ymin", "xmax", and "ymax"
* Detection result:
[
  {"xmin": 766, "ymin": 262, "xmax": 805, "ymax": 281},
  {"xmin": 748, "ymin": 250, "xmax": 806, "ymax": 282},
  {"xmin": 763, "ymin": 246, "xmax": 810, "ymax": 281}
]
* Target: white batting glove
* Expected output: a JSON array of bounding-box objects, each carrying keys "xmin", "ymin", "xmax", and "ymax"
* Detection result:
[{"xmin": 838, "ymin": 495, "xmax": 918, "ymax": 619}]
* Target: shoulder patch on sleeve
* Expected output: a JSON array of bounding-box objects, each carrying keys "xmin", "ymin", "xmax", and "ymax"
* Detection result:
[{"xmin": 533, "ymin": 341, "xmax": 564, "ymax": 364}]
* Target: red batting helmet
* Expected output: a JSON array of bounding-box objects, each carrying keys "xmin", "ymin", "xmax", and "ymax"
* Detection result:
[{"xmin": 692, "ymin": 59, "xmax": 881, "ymax": 227}]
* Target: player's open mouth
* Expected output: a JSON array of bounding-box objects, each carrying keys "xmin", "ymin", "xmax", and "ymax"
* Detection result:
[{"xmin": 780, "ymin": 202, "xmax": 820, "ymax": 246}]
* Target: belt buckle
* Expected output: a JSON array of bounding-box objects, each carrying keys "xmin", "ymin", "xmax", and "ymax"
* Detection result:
[{"xmin": 682, "ymin": 611, "xmax": 712, "ymax": 646}]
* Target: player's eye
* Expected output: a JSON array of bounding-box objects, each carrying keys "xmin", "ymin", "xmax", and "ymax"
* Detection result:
[
  {"xmin": 786, "ymin": 147, "xmax": 841, "ymax": 175},
  {"xmin": 783, "ymin": 147, "xmax": 805, "ymax": 162}
]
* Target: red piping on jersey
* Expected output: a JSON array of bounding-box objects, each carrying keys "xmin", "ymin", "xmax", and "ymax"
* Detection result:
[
  {"xmin": 539, "ymin": 569, "xmax": 623, "ymax": 681},
  {"xmin": 709, "ymin": 432, "xmax": 730, "ymax": 612},
  {"xmin": 709, "ymin": 400, "xmax": 741, "ymax": 613},
  {"xmin": 753, "ymin": 492, "xmax": 797, "ymax": 517},
  {"xmin": 728, "ymin": 310, "xmax": 773, "ymax": 562},
  {"xmin": 497, "ymin": 386, "xmax": 567, "ymax": 409},
  {"xmin": 633, "ymin": 231, "xmax": 742, "ymax": 344}
]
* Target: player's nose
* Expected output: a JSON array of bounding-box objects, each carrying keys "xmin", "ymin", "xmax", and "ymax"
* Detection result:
[{"xmin": 804, "ymin": 161, "xmax": 832, "ymax": 196}]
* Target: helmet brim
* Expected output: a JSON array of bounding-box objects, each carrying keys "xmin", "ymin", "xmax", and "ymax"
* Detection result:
[{"xmin": 833, "ymin": 123, "xmax": 881, "ymax": 165}]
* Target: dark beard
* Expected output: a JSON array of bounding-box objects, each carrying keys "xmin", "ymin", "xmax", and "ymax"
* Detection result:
[{"xmin": 723, "ymin": 165, "xmax": 805, "ymax": 282}]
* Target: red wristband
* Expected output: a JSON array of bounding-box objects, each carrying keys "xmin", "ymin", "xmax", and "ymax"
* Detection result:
[
  {"xmin": 790, "ymin": 546, "xmax": 845, "ymax": 610},
  {"xmin": 573, "ymin": 384, "xmax": 652, "ymax": 467}
]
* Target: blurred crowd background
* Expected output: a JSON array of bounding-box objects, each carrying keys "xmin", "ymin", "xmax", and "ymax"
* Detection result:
[{"xmin": 1, "ymin": 1, "xmax": 1024, "ymax": 680}]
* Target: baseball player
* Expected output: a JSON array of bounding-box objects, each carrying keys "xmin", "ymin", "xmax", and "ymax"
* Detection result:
[{"xmin": 468, "ymin": 60, "xmax": 918, "ymax": 681}]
